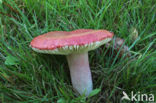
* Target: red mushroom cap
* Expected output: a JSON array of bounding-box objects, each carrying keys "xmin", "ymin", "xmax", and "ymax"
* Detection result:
[{"xmin": 30, "ymin": 29, "xmax": 113, "ymax": 55}]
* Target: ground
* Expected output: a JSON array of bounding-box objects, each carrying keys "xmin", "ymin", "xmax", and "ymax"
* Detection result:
[{"xmin": 0, "ymin": 0, "xmax": 156, "ymax": 103}]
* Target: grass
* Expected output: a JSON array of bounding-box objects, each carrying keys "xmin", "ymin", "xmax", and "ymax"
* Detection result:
[{"xmin": 0, "ymin": 0, "xmax": 156, "ymax": 102}]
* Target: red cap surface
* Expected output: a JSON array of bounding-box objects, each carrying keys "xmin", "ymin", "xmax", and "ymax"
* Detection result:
[{"xmin": 30, "ymin": 29, "xmax": 113, "ymax": 50}]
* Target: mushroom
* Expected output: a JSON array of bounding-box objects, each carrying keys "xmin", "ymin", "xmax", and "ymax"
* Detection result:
[{"xmin": 30, "ymin": 29, "xmax": 113, "ymax": 96}]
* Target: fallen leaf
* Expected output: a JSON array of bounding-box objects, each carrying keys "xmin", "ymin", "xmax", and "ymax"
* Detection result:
[
  {"xmin": 5, "ymin": 55, "xmax": 19, "ymax": 66},
  {"xmin": 106, "ymin": 37, "xmax": 131, "ymax": 57},
  {"xmin": 129, "ymin": 27, "xmax": 138, "ymax": 41}
]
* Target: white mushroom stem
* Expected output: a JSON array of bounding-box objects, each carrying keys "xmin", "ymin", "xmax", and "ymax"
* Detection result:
[{"xmin": 66, "ymin": 52, "xmax": 93, "ymax": 96}]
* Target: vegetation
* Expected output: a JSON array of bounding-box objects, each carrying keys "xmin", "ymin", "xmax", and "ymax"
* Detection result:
[{"xmin": 0, "ymin": 0, "xmax": 156, "ymax": 102}]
